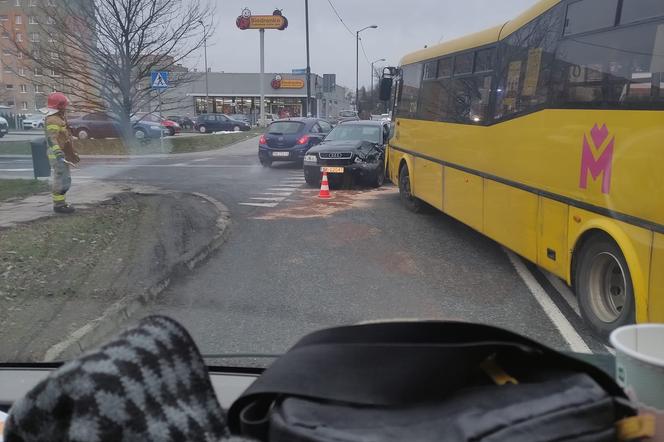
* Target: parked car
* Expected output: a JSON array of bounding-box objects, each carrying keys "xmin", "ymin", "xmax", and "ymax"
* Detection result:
[
  {"xmin": 337, "ymin": 110, "xmax": 360, "ymax": 123},
  {"xmin": 135, "ymin": 112, "xmax": 181, "ymax": 136},
  {"xmin": 68, "ymin": 112, "xmax": 168, "ymax": 139},
  {"xmin": 0, "ymin": 116, "xmax": 8, "ymax": 138},
  {"xmin": 258, "ymin": 118, "xmax": 333, "ymax": 167},
  {"xmin": 166, "ymin": 115, "xmax": 194, "ymax": 130},
  {"xmin": 229, "ymin": 114, "xmax": 252, "ymax": 126},
  {"xmin": 22, "ymin": 115, "xmax": 45, "ymax": 130},
  {"xmin": 194, "ymin": 114, "xmax": 251, "ymax": 133},
  {"xmin": 303, "ymin": 120, "xmax": 390, "ymax": 188}
]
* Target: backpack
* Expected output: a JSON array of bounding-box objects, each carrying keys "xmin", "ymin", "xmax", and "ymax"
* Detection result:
[{"xmin": 228, "ymin": 322, "xmax": 652, "ymax": 441}]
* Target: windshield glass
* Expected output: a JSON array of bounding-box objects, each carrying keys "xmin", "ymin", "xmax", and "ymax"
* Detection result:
[
  {"xmin": 268, "ymin": 121, "xmax": 303, "ymax": 134},
  {"xmin": 1, "ymin": 0, "xmax": 660, "ymax": 378},
  {"xmin": 326, "ymin": 125, "xmax": 381, "ymax": 143}
]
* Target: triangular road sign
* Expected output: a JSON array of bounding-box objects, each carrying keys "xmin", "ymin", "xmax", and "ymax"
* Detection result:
[{"xmin": 151, "ymin": 71, "xmax": 168, "ymax": 89}]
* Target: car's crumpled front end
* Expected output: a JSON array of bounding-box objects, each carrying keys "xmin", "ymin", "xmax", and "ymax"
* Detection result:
[{"xmin": 304, "ymin": 140, "xmax": 384, "ymax": 186}]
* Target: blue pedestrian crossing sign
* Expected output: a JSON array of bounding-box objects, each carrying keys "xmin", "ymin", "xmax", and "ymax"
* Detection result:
[{"xmin": 151, "ymin": 71, "xmax": 169, "ymax": 89}]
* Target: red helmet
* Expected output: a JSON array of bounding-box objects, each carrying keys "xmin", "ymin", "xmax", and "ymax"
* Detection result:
[{"xmin": 47, "ymin": 92, "xmax": 69, "ymax": 111}]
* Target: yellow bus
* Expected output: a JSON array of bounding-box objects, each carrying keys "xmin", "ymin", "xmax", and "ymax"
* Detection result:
[{"xmin": 381, "ymin": 0, "xmax": 664, "ymax": 337}]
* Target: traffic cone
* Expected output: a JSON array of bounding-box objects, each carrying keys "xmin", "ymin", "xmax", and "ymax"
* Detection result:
[{"xmin": 318, "ymin": 171, "xmax": 331, "ymax": 199}]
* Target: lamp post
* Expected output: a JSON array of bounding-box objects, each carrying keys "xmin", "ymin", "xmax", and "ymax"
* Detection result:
[
  {"xmin": 305, "ymin": 0, "xmax": 312, "ymax": 117},
  {"xmin": 356, "ymin": 25, "xmax": 377, "ymax": 114},
  {"xmin": 198, "ymin": 20, "xmax": 210, "ymax": 114},
  {"xmin": 370, "ymin": 58, "xmax": 385, "ymax": 104}
]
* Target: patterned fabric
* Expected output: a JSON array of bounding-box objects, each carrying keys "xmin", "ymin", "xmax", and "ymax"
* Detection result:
[{"xmin": 4, "ymin": 316, "xmax": 239, "ymax": 442}]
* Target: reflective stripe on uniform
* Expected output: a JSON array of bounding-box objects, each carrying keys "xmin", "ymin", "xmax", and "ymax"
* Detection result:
[
  {"xmin": 50, "ymin": 144, "xmax": 62, "ymax": 152},
  {"xmin": 48, "ymin": 154, "xmax": 56, "ymax": 160},
  {"xmin": 47, "ymin": 124, "xmax": 65, "ymax": 132},
  {"xmin": 52, "ymin": 194, "xmax": 66, "ymax": 202}
]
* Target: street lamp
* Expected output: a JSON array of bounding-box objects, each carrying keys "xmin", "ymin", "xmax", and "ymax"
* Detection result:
[
  {"xmin": 370, "ymin": 58, "xmax": 386, "ymax": 102},
  {"xmin": 356, "ymin": 25, "xmax": 377, "ymax": 114},
  {"xmin": 198, "ymin": 20, "xmax": 210, "ymax": 114}
]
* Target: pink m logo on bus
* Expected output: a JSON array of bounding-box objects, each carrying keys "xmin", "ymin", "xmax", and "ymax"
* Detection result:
[{"xmin": 579, "ymin": 124, "xmax": 614, "ymax": 194}]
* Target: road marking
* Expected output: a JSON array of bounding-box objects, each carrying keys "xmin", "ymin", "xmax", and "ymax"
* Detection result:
[
  {"xmin": 190, "ymin": 157, "xmax": 213, "ymax": 162},
  {"xmin": 504, "ymin": 249, "xmax": 592, "ymax": 354},
  {"xmin": 239, "ymin": 202, "xmax": 279, "ymax": 208},
  {"xmin": 250, "ymin": 197, "xmax": 286, "ymax": 202},
  {"xmin": 0, "ymin": 168, "xmax": 32, "ymax": 171},
  {"xmin": 273, "ymin": 184, "xmax": 301, "ymax": 188},
  {"xmin": 260, "ymin": 192, "xmax": 292, "ymax": 196},
  {"xmin": 267, "ymin": 187, "xmax": 300, "ymax": 192},
  {"xmin": 543, "ymin": 271, "xmax": 581, "ymax": 316}
]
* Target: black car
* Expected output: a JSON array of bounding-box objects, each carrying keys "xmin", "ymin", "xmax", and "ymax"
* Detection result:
[
  {"xmin": 194, "ymin": 114, "xmax": 251, "ymax": 133},
  {"xmin": 303, "ymin": 120, "xmax": 390, "ymax": 187},
  {"xmin": 258, "ymin": 118, "xmax": 333, "ymax": 167}
]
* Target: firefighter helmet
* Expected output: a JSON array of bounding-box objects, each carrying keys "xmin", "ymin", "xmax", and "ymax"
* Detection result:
[{"xmin": 47, "ymin": 92, "xmax": 69, "ymax": 111}]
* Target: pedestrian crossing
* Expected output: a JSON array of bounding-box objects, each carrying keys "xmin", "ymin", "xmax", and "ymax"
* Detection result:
[{"xmin": 238, "ymin": 171, "xmax": 306, "ymax": 208}]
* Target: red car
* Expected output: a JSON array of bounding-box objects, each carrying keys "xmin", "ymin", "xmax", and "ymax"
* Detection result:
[{"xmin": 134, "ymin": 112, "xmax": 181, "ymax": 136}]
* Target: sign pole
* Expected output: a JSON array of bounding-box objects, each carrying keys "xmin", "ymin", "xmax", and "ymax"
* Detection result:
[
  {"xmin": 260, "ymin": 28, "xmax": 265, "ymax": 127},
  {"xmin": 158, "ymin": 89, "xmax": 164, "ymax": 152}
]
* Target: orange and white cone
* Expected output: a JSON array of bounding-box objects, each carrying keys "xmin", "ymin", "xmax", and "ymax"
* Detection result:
[{"xmin": 318, "ymin": 171, "xmax": 331, "ymax": 199}]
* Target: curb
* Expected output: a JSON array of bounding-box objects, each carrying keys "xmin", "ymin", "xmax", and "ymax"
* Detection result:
[{"xmin": 43, "ymin": 192, "xmax": 232, "ymax": 362}]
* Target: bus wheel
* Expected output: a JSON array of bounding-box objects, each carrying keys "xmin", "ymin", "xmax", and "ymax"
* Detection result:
[
  {"xmin": 576, "ymin": 233, "xmax": 635, "ymax": 339},
  {"xmin": 398, "ymin": 164, "xmax": 422, "ymax": 213}
]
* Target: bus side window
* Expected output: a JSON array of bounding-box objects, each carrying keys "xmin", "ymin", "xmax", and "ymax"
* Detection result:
[
  {"xmin": 553, "ymin": 20, "xmax": 664, "ymax": 108},
  {"xmin": 494, "ymin": 3, "xmax": 563, "ymax": 120}
]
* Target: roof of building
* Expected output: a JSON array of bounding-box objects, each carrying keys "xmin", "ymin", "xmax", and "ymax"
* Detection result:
[{"xmin": 400, "ymin": 0, "xmax": 561, "ymax": 65}]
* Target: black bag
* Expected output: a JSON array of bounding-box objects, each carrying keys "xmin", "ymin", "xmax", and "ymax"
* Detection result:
[{"xmin": 228, "ymin": 322, "xmax": 643, "ymax": 442}]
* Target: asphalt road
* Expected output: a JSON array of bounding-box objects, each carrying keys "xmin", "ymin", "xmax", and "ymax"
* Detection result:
[{"xmin": 0, "ymin": 137, "xmax": 609, "ymax": 362}]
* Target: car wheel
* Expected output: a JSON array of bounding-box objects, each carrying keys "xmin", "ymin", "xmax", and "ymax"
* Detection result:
[
  {"xmin": 233, "ymin": 126, "xmax": 241, "ymax": 132},
  {"xmin": 398, "ymin": 164, "xmax": 423, "ymax": 213},
  {"xmin": 77, "ymin": 129, "xmax": 90, "ymax": 140},
  {"xmin": 168, "ymin": 127, "xmax": 175, "ymax": 136},
  {"xmin": 134, "ymin": 128, "xmax": 146, "ymax": 139},
  {"xmin": 576, "ymin": 233, "xmax": 635, "ymax": 339},
  {"xmin": 199, "ymin": 125, "xmax": 207, "ymax": 134},
  {"xmin": 368, "ymin": 162, "xmax": 385, "ymax": 188},
  {"xmin": 304, "ymin": 169, "xmax": 320, "ymax": 187},
  {"xmin": 260, "ymin": 157, "xmax": 272, "ymax": 168}
]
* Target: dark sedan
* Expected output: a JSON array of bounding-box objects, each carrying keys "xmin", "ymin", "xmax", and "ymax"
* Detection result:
[
  {"xmin": 258, "ymin": 118, "xmax": 332, "ymax": 167},
  {"xmin": 194, "ymin": 114, "xmax": 250, "ymax": 133},
  {"xmin": 303, "ymin": 120, "xmax": 390, "ymax": 187}
]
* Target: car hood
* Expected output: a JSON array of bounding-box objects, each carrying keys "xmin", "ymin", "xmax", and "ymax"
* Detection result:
[{"xmin": 307, "ymin": 139, "xmax": 380, "ymax": 154}]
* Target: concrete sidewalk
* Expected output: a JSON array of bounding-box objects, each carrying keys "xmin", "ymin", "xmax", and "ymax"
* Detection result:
[{"xmin": 0, "ymin": 181, "xmax": 158, "ymax": 228}]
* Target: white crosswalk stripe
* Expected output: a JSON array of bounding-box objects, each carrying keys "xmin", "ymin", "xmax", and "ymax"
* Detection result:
[{"xmin": 238, "ymin": 176, "xmax": 304, "ymax": 209}]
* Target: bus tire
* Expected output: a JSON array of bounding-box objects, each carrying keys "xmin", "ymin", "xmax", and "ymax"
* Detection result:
[
  {"xmin": 576, "ymin": 233, "xmax": 635, "ymax": 339},
  {"xmin": 398, "ymin": 164, "xmax": 423, "ymax": 213}
]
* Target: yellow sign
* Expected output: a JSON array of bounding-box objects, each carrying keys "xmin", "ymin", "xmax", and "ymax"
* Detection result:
[
  {"xmin": 249, "ymin": 15, "xmax": 287, "ymax": 29},
  {"xmin": 280, "ymin": 79, "xmax": 304, "ymax": 89},
  {"xmin": 522, "ymin": 48, "xmax": 542, "ymax": 96}
]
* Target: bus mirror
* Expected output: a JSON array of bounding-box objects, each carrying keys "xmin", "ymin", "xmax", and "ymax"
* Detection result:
[{"xmin": 379, "ymin": 78, "xmax": 392, "ymax": 101}]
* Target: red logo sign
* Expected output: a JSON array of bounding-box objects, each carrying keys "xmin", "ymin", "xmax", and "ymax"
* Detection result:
[
  {"xmin": 236, "ymin": 8, "xmax": 288, "ymax": 30},
  {"xmin": 579, "ymin": 124, "xmax": 614, "ymax": 194}
]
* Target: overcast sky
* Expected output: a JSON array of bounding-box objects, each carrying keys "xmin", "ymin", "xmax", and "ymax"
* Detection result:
[{"xmin": 187, "ymin": 0, "xmax": 541, "ymax": 90}]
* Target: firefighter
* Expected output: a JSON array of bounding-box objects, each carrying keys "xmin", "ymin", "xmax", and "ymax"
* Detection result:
[{"xmin": 44, "ymin": 92, "xmax": 79, "ymax": 213}]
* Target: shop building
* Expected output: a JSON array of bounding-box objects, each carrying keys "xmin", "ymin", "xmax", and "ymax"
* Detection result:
[{"xmin": 165, "ymin": 72, "xmax": 352, "ymax": 120}]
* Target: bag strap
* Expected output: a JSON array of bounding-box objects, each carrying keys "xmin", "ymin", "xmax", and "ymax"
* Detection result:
[{"xmin": 227, "ymin": 322, "xmax": 628, "ymax": 434}]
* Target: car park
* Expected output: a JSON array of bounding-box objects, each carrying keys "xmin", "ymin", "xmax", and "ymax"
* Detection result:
[
  {"xmin": 303, "ymin": 120, "xmax": 390, "ymax": 187},
  {"xmin": 68, "ymin": 112, "xmax": 168, "ymax": 139},
  {"xmin": 194, "ymin": 114, "xmax": 251, "ymax": 133},
  {"xmin": 258, "ymin": 118, "xmax": 332, "ymax": 167}
]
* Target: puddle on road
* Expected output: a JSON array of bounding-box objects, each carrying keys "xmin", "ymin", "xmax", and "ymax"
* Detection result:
[{"xmin": 252, "ymin": 187, "xmax": 398, "ymax": 220}]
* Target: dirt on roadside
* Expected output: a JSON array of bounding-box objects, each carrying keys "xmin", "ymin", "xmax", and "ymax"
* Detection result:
[{"xmin": 0, "ymin": 192, "xmax": 221, "ymax": 362}]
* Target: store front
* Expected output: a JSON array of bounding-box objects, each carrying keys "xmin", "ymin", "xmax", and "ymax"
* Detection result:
[{"xmin": 193, "ymin": 96, "xmax": 304, "ymax": 119}]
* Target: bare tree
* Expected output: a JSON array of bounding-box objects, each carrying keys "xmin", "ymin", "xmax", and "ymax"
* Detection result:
[{"xmin": 5, "ymin": 0, "xmax": 213, "ymax": 140}]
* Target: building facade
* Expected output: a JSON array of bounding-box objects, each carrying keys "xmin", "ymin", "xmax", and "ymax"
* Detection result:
[
  {"xmin": 164, "ymin": 72, "xmax": 352, "ymax": 121},
  {"xmin": 0, "ymin": 0, "xmax": 89, "ymax": 117}
]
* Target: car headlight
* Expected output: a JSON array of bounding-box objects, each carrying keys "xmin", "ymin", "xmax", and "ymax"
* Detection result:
[{"xmin": 304, "ymin": 154, "xmax": 317, "ymax": 163}]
